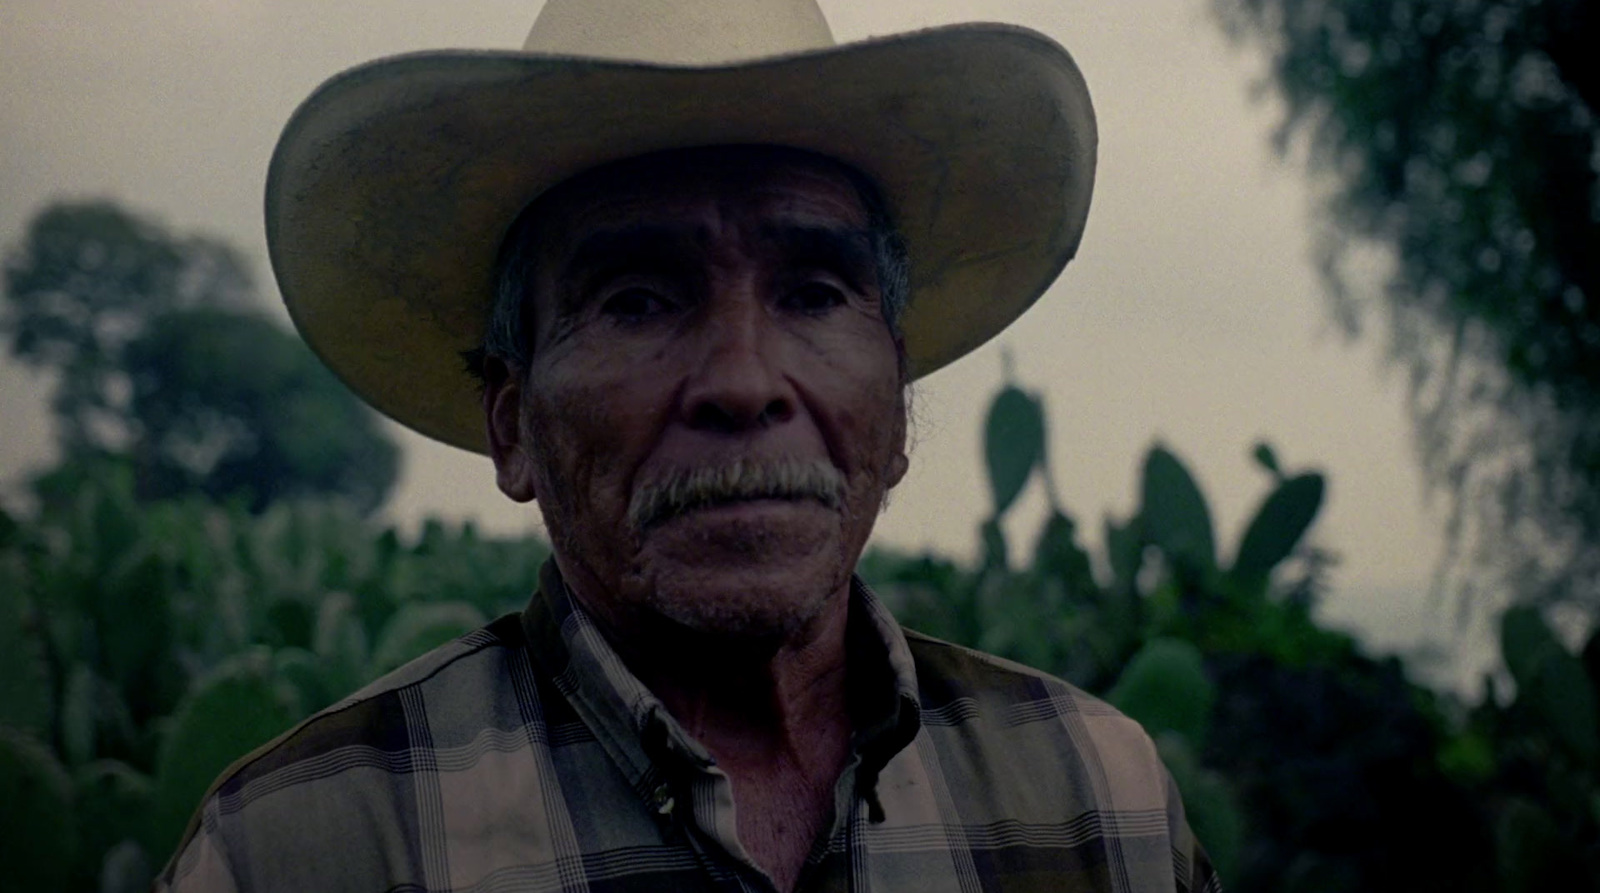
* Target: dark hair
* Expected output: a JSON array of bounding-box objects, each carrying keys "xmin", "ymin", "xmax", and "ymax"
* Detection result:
[{"xmin": 463, "ymin": 147, "xmax": 910, "ymax": 383}]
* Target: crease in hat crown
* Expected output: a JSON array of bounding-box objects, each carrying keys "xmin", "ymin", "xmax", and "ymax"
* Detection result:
[{"xmin": 523, "ymin": 0, "xmax": 835, "ymax": 64}]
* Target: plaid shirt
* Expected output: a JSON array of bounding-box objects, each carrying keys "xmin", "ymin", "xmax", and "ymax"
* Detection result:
[{"xmin": 160, "ymin": 562, "xmax": 1219, "ymax": 892}]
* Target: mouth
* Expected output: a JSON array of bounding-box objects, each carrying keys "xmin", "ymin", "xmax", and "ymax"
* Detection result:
[
  {"xmin": 666, "ymin": 493, "xmax": 825, "ymax": 521},
  {"xmin": 628, "ymin": 458, "xmax": 845, "ymax": 532}
]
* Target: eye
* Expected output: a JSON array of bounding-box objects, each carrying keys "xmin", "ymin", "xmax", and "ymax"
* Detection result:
[
  {"xmin": 600, "ymin": 286, "xmax": 677, "ymax": 321},
  {"xmin": 784, "ymin": 280, "xmax": 847, "ymax": 314}
]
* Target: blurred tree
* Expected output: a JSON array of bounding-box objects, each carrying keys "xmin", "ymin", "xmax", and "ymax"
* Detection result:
[
  {"xmin": 3, "ymin": 201, "xmax": 398, "ymax": 513},
  {"xmin": 1211, "ymin": 0, "xmax": 1600, "ymax": 610}
]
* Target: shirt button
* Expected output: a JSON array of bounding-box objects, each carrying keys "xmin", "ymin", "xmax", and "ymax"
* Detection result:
[{"xmin": 652, "ymin": 783, "xmax": 675, "ymax": 816}]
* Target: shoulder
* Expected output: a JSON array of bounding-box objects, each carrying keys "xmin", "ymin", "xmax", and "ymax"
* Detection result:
[
  {"xmin": 903, "ymin": 629, "xmax": 1173, "ymax": 813},
  {"xmin": 159, "ymin": 613, "xmax": 543, "ymax": 890},
  {"xmin": 904, "ymin": 628, "xmax": 1137, "ymax": 734},
  {"xmin": 894, "ymin": 632, "xmax": 1225, "ymax": 890},
  {"xmin": 231, "ymin": 613, "xmax": 528, "ymax": 786}
]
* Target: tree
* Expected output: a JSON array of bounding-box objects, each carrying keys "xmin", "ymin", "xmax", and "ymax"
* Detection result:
[
  {"xmin": 3, "ymin": 201, "xmax": 398, "ymax": 513},
  {"xmin": 1211, "ymin": 0, "xmax": 1600, "ymax": 610}
]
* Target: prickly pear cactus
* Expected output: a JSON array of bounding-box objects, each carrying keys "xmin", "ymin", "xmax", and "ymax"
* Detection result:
[
  {"xmin": 149, "ymin": 650, "xmax": 299, "ymax": 859},
  {"xmin": 0, "ymin": 579, "xmax": 51, "ymax": 739},
  {"xmin": 0, "ymin": 727, "xmax": 80, "ymax": 891},
  {"xmin": 1140, "ymin": 447, "xmax": 1217, "ymax": 575},
  {"xmin": 1231, "ymin": 472, "xmax": 1325, "ymax": 584},
  {"xmin": 1155, "ymin": 733, "xmax": 1242, "ymax": 884},
  {"xmin": 1108, "ymin": 637, "xmax": 1216, "ymax": 747},
  {"xmin": 1501, "ymin": 605, "xmax": 1600, "ymax": 765},
  {"xmin": 369, "ymin": 601, "xmax": 487, "ymax": 676},
  {"xmin": 983, "ymin": 385, "xmax": 1046, "ymax": 519}
]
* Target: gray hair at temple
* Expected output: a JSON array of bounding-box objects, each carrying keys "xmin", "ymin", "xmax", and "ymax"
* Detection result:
[{"xmin": 465, "ymin": 154, "xmax": 912, "ymax": 382}]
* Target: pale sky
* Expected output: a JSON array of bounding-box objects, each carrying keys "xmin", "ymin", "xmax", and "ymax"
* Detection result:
[{"xmin": 0, "ymin": 1, "xmax": 1478, "ymax": 679}]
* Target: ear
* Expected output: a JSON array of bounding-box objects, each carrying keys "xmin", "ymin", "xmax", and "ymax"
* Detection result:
[
  {"xmin": 886, "ymin": 450, "xmax": 910, "ymax": 489},
  {"xmin": 483, "ymin": 357, "xmax": 539, "ymax": 503},
  {"xmin": 885, "ymin": 386, "xmax": 911, "ymax": 489}
]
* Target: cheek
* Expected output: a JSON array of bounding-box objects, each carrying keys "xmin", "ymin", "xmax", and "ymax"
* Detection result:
[
  {"xmin": 523, "ymin": 350, "xmax": 673, "ymax": 512},
  {"xmin": 835, "ymin": 329, "xmax": 905, "ymax": 439},
  {"xmin": 798, "ymin": 335, "xmax": 906, "ymax": 478},
  {"xmin": 522, "ymin": 371, "xmax": 619, "ymax": 511}
]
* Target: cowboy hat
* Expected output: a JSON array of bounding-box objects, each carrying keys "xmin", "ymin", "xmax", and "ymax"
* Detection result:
[{"xmin": 267, "ymin": 0, "xmax": 1096, "ymax": 454}]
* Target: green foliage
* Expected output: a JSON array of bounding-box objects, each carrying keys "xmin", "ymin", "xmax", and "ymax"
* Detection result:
[
  {"xmin": 150, "ymin": 651, "xmax": 300, "ymax": 857},
  {"xmin": 983, "ymin": 385, "xmax": 1047, "ymax": 517},
  {"xmin": 0, "ymin": 457, "xmax": 550, "ymax": 889},
  {"xmin": 370, "ymin": 602, "xmax": 488, "ymax": 676},
  {"xmin": 1232, "ymin": 473, "xmax": 1325, "ymax": 584},
  {"xmin": 1, "ymin": 203, "xmax": 199, "ymax": 453},
  {"xmin": 1251, "ymin": 442, "xmax": 1283, "ymax": 480},
  {"xmin": 59, "ymin": 665, "xmax": 136, "ymax": 769},
  {"xmin": 1501, "ymin": 605, "xmax": 1599, "ymax": 764},
  {"xmin": 1141, "ymin": 446, "xmax": 1218, "ymax": 576},
  {"xmin": 1108, "ymin": 639, "xmax": 1215, "ymax": 746},
  {"xmin": 867, "ymin": 381, "xmax": 1600, "ymax": 891},
  {"xmin": 0, "ymin": 726, "xmax": 80, "ymax": 892},
  {"xmin": 876, "ymin": 386, "xmax": 1365, "ymax": 887},
  {"xmin": 124, "ymin": 308, "xmax": 399, "ymax": 512},
  {"xmin": 1469, "ymin": 614, "xmax": 1600, "ymax": 883},
  {"xmin": 1494, "ymin": 797, "xmax": 1586, "ymax": 893},
  {"xmin": 1155, "ymin": 733, "xmax": 1243, "ymax": 883},
  {"xmin": 2, "ymin": 201, "xmax": 399, "ymax": 513},
  {"xmin": 74, "ymin": 761, "xmax": 155, "ymax": 889},
  {"xmin": 1212, "ymin": 0, "xmax": 1600, "ymax": 611},
  {"xmin": 0, "ymin": 566, "xmax": 52, "ymax": 739}
]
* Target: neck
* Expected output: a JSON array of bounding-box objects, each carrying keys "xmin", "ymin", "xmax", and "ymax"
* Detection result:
[
  {"xmin": 652, "ymin": 599, "xmax": 851, "ymax": 767},
  {"xmin": 559, "ymin": 564, "xmax": 859, "ymax": 892},
  {"xmin": 581, "ymin": 578, "xmax": 855, "ymax": 766}
]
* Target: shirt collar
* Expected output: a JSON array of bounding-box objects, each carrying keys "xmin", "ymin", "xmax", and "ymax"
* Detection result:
[{"xmin": 521, "ymin": 560, "xmax": 922, "ymax": 803}]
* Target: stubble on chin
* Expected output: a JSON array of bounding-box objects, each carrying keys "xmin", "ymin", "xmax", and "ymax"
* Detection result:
[{"xmin": 621, "ymin": 511, "xmax": 847, "ymax": 642}]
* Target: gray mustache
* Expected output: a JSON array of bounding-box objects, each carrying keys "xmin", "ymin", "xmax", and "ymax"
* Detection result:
[{"xmin": 627, "ymin": 458, "xmax": 846, "ymax": 531}]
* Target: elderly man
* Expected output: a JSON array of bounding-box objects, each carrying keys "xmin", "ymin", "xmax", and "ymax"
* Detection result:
[{"xmin": 161, "ymin": 1, "xmax": 1218, "ymax": 891}]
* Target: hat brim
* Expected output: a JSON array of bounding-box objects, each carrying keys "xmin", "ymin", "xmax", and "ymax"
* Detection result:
[{"xmin": 267, "ymin": 23, "xmax": 1096, "ymax": 455}]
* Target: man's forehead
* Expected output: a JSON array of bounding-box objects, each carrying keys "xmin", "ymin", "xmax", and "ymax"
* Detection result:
[{"xmin": 528, "ymin": 146, "xmax": 873, "ymax": 250}]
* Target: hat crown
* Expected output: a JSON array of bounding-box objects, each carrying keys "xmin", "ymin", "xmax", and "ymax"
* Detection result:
[{"xmin": 523, "ymin": 0, "xmax": 835, "ymax": 64}]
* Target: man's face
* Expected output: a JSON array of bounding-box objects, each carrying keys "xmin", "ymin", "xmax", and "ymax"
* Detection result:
[{"xmin": 487, "ymin": 147, "xmax": 910, "ymax": 642}]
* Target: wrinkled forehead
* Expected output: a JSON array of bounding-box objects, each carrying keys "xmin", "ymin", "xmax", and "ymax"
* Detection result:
[{"xmin": 508, "ymin": 145, "xmax": 875, "ymax": 261}]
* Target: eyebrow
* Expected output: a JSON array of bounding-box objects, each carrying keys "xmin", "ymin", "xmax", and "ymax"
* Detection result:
[
  {"xmin": 551, "ymin": 224, "xmax": 700, "ymax": 316},
  {"xmin": 760, "ymin": 222, "xmax": 877, "ymax": 291},
  {"xmin": 553, "ymin": 218, "xmax": 879, "ymax": 313},
  {"xmin": 559, "ymin": 225, "xmax": 698, "ymax": 287}
]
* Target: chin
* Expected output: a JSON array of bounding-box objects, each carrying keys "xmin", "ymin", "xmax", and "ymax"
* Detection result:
[{"xmin": 626, "ymin": 503, "xmax": 851, "ymax": 641}]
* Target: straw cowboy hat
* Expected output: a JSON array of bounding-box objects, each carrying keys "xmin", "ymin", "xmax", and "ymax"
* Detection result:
[{"xmin": 266, "ymin": 0, "xmax": 1096, "ymax": 454}]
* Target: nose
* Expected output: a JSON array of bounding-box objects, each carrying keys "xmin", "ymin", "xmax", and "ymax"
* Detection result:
[{"xmin": 679, "ymin": 289, "xmax": 796, "ymax": 434}]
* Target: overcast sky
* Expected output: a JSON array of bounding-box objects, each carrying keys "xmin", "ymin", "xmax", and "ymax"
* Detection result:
[{"xmin": 0, "ymin": 0, "xmax": 1479, "ymax": 676}]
